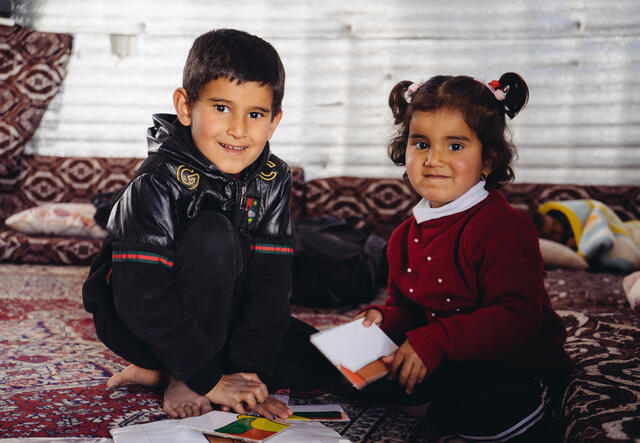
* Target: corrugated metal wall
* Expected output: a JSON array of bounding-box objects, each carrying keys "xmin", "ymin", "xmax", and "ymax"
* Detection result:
[{"xmin": 12, "ymin": 0, "xmax": 640, "ymax": 184}]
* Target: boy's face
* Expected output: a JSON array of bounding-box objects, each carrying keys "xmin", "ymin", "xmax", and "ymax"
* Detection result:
[
  {"xmin": 539, "ymin": 213, "xmax": 564, "ymax": 243},
  {"xmin": 174, "ymin": 77, "xmax": 282, "ymax": 175}
]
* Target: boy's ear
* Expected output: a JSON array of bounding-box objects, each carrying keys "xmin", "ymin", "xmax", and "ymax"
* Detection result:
[
  {"xmin": 173, "ymin": 88, "xmax": 192, "ymax": 126},
  {"xmin": 266, "ymin": 110, "xmax": 283, "ymax": 140}
]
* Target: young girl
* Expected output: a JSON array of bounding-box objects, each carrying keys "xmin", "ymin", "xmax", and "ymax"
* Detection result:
[{"xmin": 356, "ymin": 73, "xmax": 572, "ymax": 441}]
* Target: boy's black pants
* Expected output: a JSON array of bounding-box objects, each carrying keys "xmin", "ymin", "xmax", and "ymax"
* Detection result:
[
  {"xmin": 93, "ymin": 211, "xmax": 240, "ymax": 373},
  {"xmin": 92, "ymin": 211, "xmax": 336, "ymax": 394}
]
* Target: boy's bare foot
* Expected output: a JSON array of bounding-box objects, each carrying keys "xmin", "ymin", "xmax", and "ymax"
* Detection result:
[
  {"xmin": 107, "ymin": 364, "xmax": 167, "ymax": 388},
  {"xmin": 164, "ymin": 376, "xmax": 213, "ymax": 418}
]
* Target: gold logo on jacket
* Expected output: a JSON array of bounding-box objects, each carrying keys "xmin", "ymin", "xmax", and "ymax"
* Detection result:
[
  {"xmin": 176, "ymin": 165, "xmax": 200, "ymax": 190},
  {"xmin": 259, "ymin": 160, "xmax": 277, "ymax": 181}
]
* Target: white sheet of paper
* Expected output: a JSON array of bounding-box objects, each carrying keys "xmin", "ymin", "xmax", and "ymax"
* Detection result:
[
  {"xmin": 310, "ymin": 318, "xmax": 398, "ymax": 372},
  {"xmin": 178, "ymin": 410, "xmax": 247, "ymax": 432},
  {"xmin": 290, "ymin": 404, "xmax": 345, "ymax": 413},
  {"xmin": 276, "ymin": 422, "xmax": 350, "ymax": 442},
  {"xmin": 110, "ymin": 418, "xmax": 208, "ymax": 443},
  {"xmin": 0, "ymin": 439, "xmax": 113, "ymax": 443}
]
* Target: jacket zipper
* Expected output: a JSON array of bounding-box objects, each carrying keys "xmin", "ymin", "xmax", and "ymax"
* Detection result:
[{"xmin": 236, "ymin": 183, "xmax": 248, "ymax": 230}]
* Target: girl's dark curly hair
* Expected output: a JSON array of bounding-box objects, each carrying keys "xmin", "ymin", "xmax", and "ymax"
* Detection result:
[{"xmin": 388, "ymin": 73, "xmax": 528, "ymax": 190}]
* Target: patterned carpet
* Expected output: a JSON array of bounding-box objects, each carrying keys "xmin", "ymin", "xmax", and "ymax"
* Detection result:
[
  {"xmin": 0, "ymin": 264, "xmax": 430, "ymax": 441},
  {"xmin": 0, "ymin": 265, "xmax": 165, "ymax": 437},
  {"xmin": 2, "ymin": 265, "xmax": 640, "ymax": 442}
]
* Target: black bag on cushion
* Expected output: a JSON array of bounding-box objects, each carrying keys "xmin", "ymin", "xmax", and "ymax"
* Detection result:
[
  {"xmin": 91, "ymin": 190, "xmax": 120, "ymax": 229},
  {"xmin": 290, "ymin": 215, "xmax": 388, "ymax": 307}
]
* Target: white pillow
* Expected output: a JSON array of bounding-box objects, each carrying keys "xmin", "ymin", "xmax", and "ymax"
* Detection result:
[
  {"xmin": 598, "ymin": 236, "xmax": 640, "ymax": 273},
  {"xmin": 623, "ymin": 271, "xmax": 640, "ymax": 311},
  {"xmin": 624, "ymin": 220, "xmax": 640, "ymax": 246},
  {"xmin": 538, "ymin": 238, "xmax": 589, "ymax": 270},
  {"xmin": 5, "ymin": 203, "xmax": 107, "ymax": 238}
]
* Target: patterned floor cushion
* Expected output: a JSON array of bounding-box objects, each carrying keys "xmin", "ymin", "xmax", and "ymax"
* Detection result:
[
  {"xmin": 0, "ymin": 227, "xmax": 102, "ymax": 264},
  {"xmin": 0, "ymin": 158, "xmax": 305, "ymax": 265},
  {"xmin": 558, "ymin": 308, "xmax": 640, "ymax": 442},
  {"xmin": 0, "ymin": 155, "xmax": 145, "ymax": 220},
  {"xmin": 303, "ymin": 179, "xmax": 640, "ymax": 242},
  {"xmin": 501, "ymin": 183, "xmax": 640, "ymax": 222},
  {"xmin": 304, "ymin": 176, "xmax": 420, "ymax": 239},
  {"xmin": 0, "ymin": 25, "xmax": 72, "ymax": 182},
  {"xmin": 0, "ymin": 156, "xmax": 144, "ymax": 265}
]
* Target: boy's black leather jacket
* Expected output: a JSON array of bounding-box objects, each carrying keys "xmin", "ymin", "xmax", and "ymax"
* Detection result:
[{"xmin": 83, "ymin": 114, "xmax": 293, "ymax": 395}]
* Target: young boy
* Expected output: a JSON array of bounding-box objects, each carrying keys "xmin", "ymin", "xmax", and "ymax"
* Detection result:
[{"xmin": 82, "ymin": 29, "xmax": 295, "ymax": 420}]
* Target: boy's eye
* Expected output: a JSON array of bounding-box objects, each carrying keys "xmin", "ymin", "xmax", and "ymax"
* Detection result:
[
  {"xmin": 248, "ymin": 111, "xmax": 263, "ymax": 119},
  {"xmin": 448, "ymin": 143, "xmax": 463, "ymax": 152},
  {"xmin": 415, "ymin": 142, "xmax": 429, "ymax": 151},
  {"xmin": 215, "ymin": 104, "xmax": 229, "ymax": 113}
]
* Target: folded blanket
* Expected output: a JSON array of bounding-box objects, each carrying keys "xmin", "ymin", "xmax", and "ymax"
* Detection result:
[{"xmin": 539, "ymin": 200, "xmax": 640, "ymax": 272}]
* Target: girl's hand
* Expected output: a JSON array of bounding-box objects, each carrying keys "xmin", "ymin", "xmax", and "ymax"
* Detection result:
[
  {"xmin": 353, "ymin": 309, "xmax": 383, "ymax": 327},
  {"xmin": 382, "ymin": 340, "xmax": 427, "ymax": 394}
]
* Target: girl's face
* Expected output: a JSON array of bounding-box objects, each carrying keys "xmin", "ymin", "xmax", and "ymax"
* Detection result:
[{"xmin": 406, "ymin": 109, "xmax": 490, "ymax": 208}]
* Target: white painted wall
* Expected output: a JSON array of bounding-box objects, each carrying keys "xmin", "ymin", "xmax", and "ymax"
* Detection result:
[{"xmin": 13, "ymin": 0, "xmax": 640, "ymax": 184}]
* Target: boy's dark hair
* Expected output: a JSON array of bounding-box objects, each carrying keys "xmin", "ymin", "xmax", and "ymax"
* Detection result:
[
  {"xmin": 527, "ymin": 208, "xmax": 574, "ymax": 244},
  {"xmin": 387, "ymin": 73, "xmax": 529, "ymax": 189},
  {"xmin": 182, "ymin": 28, "xmax": 285, "ymax": 118},
  {"xmin": 547, "ymin": 209, "xmax": 574, "ymax": 244},
  {"xmin": 527, "ymin": 209, "xmax": 545, "ymax": 233}
]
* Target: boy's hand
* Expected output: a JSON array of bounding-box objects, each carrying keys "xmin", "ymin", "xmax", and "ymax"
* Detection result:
[
  {"xmin": 382, "ymin": 339, "xmax": 427, "ymax": 395},
  {"xmin": 354, "ymin": 309, "xmax": 383, "ymax": 327},
  {"xmin": 206, "ymin": 372, "xmax": 268, "ymax": 414},
  {"xmin": 252, "ymin": 396, "xmax": 293, "ymax": 420},
  {"xmin": 216, "ymin": 373, "xmax": 292, "ymax": 420}
]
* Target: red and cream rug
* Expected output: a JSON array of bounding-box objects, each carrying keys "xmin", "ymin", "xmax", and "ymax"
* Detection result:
[{"xmin": 0, "ymin": 264, "xmax": 426, "ymax": 441}]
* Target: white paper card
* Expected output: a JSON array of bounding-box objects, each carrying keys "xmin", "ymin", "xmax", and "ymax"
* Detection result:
[
  {"xmin": 310, "ymin": 318, "xmax": 398, "ymax": 372},
  {"xmin": 0, "ymin": 439, "xmax": 113, "ymax": 443},
  {"xmin": 110, "ymin": 418, "xmax": 207, "ymax": 443},
  {"xmin": 276, "ymin": 422, "xmax": 350, "ymax": 442},
  {"xmin": 178, "ymin": 410, "xmax": 246, "ymax": 431},
  {"xmin": 290, "ymin": 404, "xmax": 345, "ymax": 413}
]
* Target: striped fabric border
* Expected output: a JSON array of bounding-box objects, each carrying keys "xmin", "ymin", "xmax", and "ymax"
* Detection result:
[
  {"xmin": 251, "ymin": 243, "xmax": 294, "ymax": 255},
  {"xmin": 112, "ymin": 251, "xmax": 174, "ymax": 268}
]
